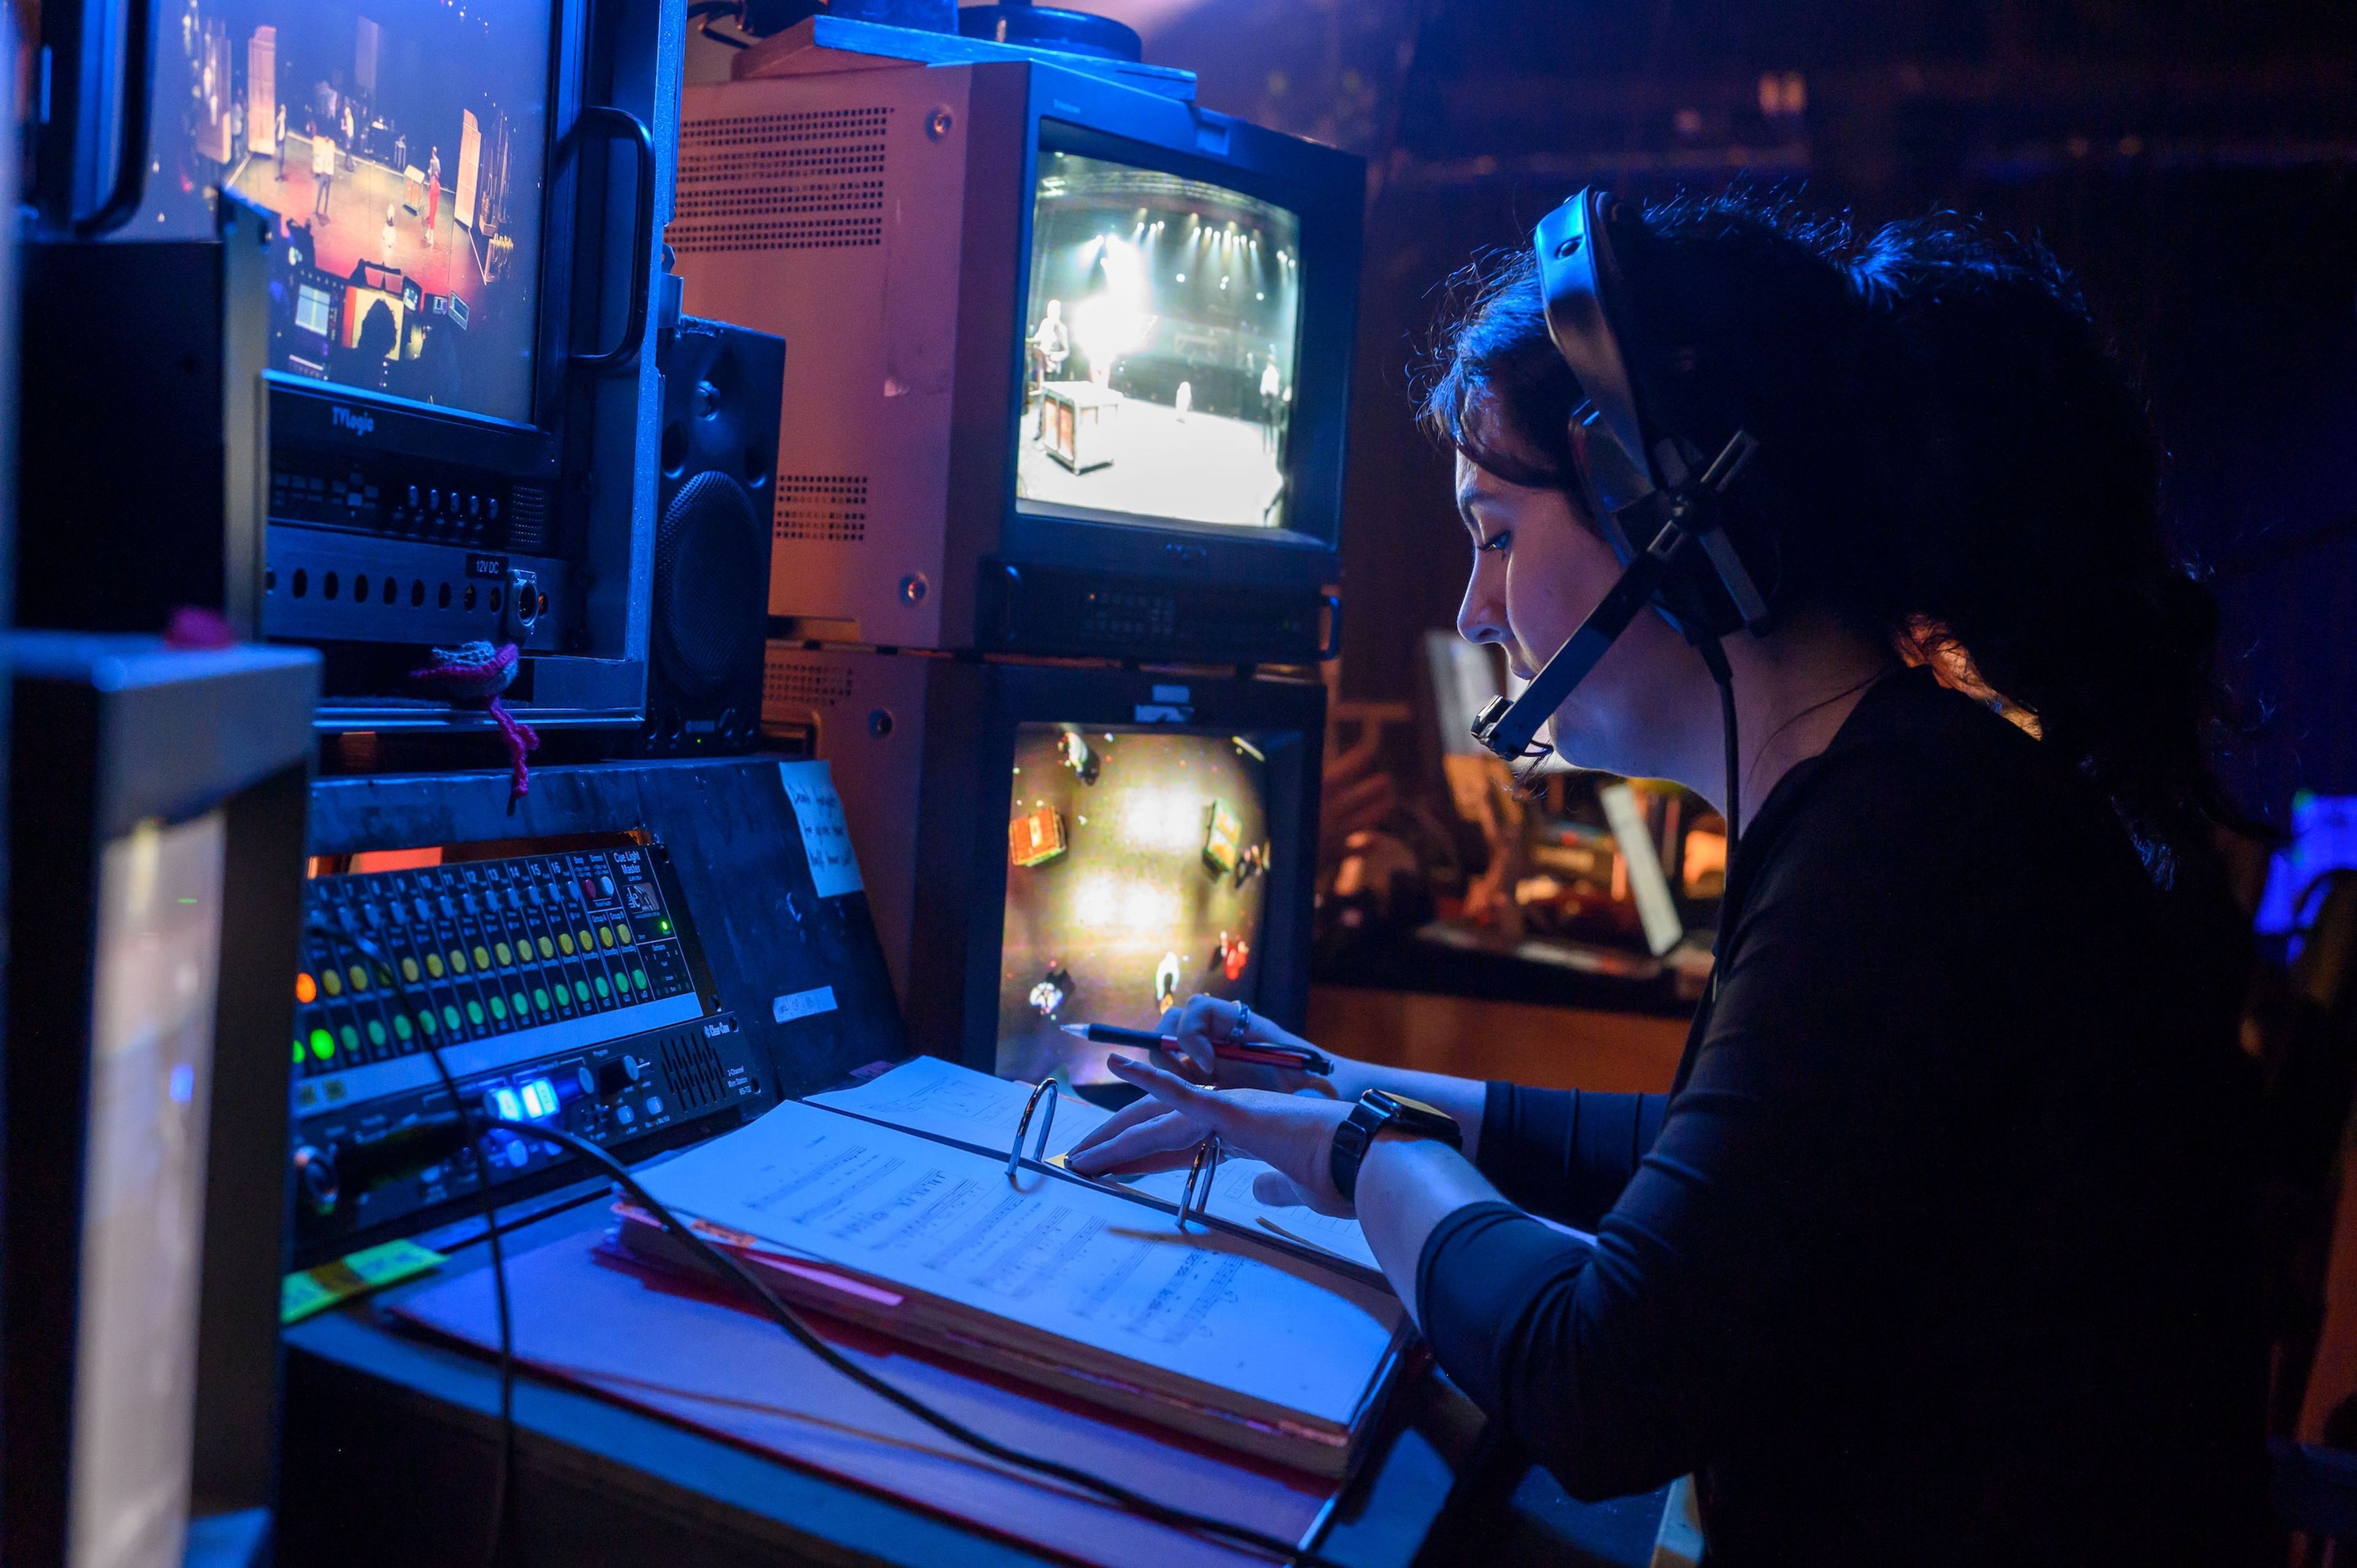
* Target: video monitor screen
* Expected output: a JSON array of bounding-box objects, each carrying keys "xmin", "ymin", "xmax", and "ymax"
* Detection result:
[
  {"xmin": 1017, "ymin": 150, "xmax": 1305, "ymax": 533},
  {"xmin": 142, "ymin": 0, "xmax": 552, "ymax": 426},
  {"xmin": 997, "ymin": 724, "xmax": 1279, "ymax": 1086},
  {"xmin": 71, "ymin": 812, "xmax": 227, "ymax": 1568}
]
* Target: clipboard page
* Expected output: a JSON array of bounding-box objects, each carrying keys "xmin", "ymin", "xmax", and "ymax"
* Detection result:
[
  {"xmin": 634, "ymin": 1098, "xmax": 1398, "ymax": 1428},
  {"xmin": 808, "ymin": 1056, "xmax": 1382, "ymax": 1272}
]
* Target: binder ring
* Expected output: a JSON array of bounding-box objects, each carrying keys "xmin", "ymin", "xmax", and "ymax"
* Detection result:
[
  {"xmin": 1007, "ymin": 1079, "xmax": 1060, "ymax": 1181},
  {"xmin": 1177, "ymin": 1134, "xmax": 1223, "ymax": 1230}
]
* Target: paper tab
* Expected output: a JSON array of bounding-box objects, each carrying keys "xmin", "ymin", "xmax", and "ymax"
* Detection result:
[
  {"xmin": 773, "ymin": 986, "xmax": 838, "ymax": 1024},
  {"xmin": 778, "ymin": 760, "xmax": 864, "ymax": 898},
  {"xmin": 281, "ymin": 1238, "xmax": 446, "ymax": 1324}
]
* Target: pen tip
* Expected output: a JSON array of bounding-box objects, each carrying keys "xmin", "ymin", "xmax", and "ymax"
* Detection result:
[{"xmin": 1058, "ymin": 1022, "xmax": 1085, "ymax": 1037}]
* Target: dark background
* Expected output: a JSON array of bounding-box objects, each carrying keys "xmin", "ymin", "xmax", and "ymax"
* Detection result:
[{"xmin": 1128, "ymin": 0, "xmax": 2357, "ymax": 828}]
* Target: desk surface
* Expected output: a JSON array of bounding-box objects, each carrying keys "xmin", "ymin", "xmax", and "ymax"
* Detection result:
[{"xmin": 277, "ymin": 1191, "xmax": 1512, "ymax": 1568}]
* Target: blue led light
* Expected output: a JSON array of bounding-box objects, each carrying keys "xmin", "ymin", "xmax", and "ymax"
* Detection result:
[
  {"xmin": 521, "ymin": 1079, "xmax": 559, "ymax": 1120},
  {"xmin": 490, "ymin": 1087, "xmax": 524, "ymax": 1123}
]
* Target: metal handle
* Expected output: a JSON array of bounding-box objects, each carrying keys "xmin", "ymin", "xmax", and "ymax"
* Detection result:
[
  {"xmin": 1315, "ymin": 592, "xmax": 1342, "ymax": 661},
  {"xmin": 73, "ymin": 0, "xmax": 154, "ymax": 236},
  {"xmin": 996, "ymin": 562, "xmax": 1023, "ymax": 645},
  {"xmin": 571, "ymin": 104, "xmax": 657, "ymax": 373}
]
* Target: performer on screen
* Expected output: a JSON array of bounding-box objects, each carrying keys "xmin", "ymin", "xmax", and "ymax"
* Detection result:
[
  {"xmin": 382, "ymin": 203, "xmax": 398, "ymax": 266},
  {"xmin": 1029, "ymin": 299, "xmax": 1068, "ymax": 403},
  {"xmin": 425, "ymin": 147, "xmax": 442, "ymax": 249},
  {"xmin": 309, "ymin": 118, "xmax": 335, "ymax": 217},
  {"xmin": 274, "ymin": 101, "xmax": 287, "ymax": 180},
  {"xmin": 1258, "ymin": 353, "xmax": 1282, "ymax": 454}
]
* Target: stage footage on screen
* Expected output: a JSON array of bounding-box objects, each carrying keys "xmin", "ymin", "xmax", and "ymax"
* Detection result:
[
  {"xmin": 997, "ymin": 726, "xmax": 1275, "ymax": 1086},
  {"xmin": 145, "ymin": 0, "xmax": 550, "ymax": 425},
  {"xmin": 1016, "ymin": 153, "xmax": 1305, "ymax": 532}
]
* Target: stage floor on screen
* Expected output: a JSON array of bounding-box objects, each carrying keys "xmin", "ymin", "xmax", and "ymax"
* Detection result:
[{"xmin": 1016, "ymin": 398, "xmax": 1285, "ymax": 530}]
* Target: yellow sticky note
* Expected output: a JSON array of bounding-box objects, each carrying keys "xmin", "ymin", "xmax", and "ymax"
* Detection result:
[{"xmin": 280, "ymin": 1239, "xmax": 447, "ymax": 1325}]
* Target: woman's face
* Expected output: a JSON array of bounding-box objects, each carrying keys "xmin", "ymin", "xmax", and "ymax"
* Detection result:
[{"xmin": 1452, "ymin": 422, "xmax": 1713, "ymax": 784}]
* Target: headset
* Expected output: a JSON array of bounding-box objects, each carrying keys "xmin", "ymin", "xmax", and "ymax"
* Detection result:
[{"xmin": 1467, "ymin": 188, "xmax": 1778, "ymax": 838}]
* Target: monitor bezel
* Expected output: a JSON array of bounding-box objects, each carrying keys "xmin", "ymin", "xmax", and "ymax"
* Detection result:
[
  {"xmin": 905, "ymin": 662, "xmax": 1326, "ymax": 1078},
  {"xmin": 993, "ymin": 73, "xmax": 1361, "ymax": 595},
  {"xmin": 253, "ymin": 0, "xmax": 593, "ymax": 463}
]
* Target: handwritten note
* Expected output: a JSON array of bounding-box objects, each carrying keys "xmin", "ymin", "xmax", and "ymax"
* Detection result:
[{"xmin": 779, "ymin": 760, "xmax": 864, "ymax": 898}]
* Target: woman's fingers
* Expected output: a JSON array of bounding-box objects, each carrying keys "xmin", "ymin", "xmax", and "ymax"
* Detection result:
[
  {"xmin": 1104, "ymin": 1053, "xmax": 1230, "ymax": 1128},
  {"xmin": 1066, "ymin": 1108, "xmax": 1204, "ymax": 1175},
  {"xmin": 1064, "ymin": 1089, "xmax": 1173, "ymax": 1159}
]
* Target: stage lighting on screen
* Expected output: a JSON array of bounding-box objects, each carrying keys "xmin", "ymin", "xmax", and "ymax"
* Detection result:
[{"xmin": 1018, "ymin": 153, "xmax": 1306, "ymax": 533}]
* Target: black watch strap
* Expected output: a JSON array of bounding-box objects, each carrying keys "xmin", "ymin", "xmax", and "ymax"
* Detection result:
[{"xmin": 1328, "ymin": 1091, "xmax": 1461, "ymax": 1202}]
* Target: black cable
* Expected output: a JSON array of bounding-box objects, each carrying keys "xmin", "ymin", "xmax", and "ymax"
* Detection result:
[
  {"xmin": 304, "ymin": 922, "xmax": 1340, "ymax": 1565},
  {"xmin": 304, "ymin": 921, "xmax": 516, "ymax": 1568},
  {"xmin": 1696, "ymin": 637, "xmax": 1740, "ymax": 845},
  {"xmin": 686, "ymin": 0, "xmax": 755, "ymax": 47}
]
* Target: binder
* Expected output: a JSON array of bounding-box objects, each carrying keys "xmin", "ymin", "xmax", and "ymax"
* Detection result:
[{"xmin": 610, "ymin": 1064, "xmax": 1408, "ymax": 1479}]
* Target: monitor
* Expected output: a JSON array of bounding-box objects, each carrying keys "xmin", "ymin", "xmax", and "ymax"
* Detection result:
[
  {"xmin": 139, "ymin": 0, "xmax": 552, "ymax": 428},
  {"xmin": 762, "ymin": 646, "xmax": 1326, "ymax": 1078},
  {"xmin": 676, "ymin": 46, "xmax": 1364, "ymax": 665},
  {"xmin": 998, "ymin": 723, "xmax": 1280, "ymax": 1086},
  {"xmin": 1016, "ymin": 153, "xmax": 1304, "ymax": 534},
  {"xmin": 4, "ymin": 635, "xmax": 318, "ymax": 1567}
]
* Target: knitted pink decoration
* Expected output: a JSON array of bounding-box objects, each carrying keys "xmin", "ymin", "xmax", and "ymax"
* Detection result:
[{"xmin": 409, "ymin": 640, "xmax": 541, "ymax": 797}]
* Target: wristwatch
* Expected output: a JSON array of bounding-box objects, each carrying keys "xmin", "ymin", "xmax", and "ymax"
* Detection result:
[{"xmin": 1328, "ymin": 1090, "xmax": 1463, "ymax": 1202}]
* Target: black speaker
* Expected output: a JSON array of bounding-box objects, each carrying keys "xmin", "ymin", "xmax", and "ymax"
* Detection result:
[{"xmin": 637, "ymin": 315, "xmax": 783, "ymax": 754}]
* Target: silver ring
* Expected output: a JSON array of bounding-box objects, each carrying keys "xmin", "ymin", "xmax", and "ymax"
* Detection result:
[{"xmin": 1228, "ymin": 1002, "xmax": 1254, "ymax": 1045}]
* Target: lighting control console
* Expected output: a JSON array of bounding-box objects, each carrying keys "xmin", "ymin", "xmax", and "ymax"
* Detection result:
[{"xmin": 289, "ymin": 830, "xmax": 764, "ymax": 1262}]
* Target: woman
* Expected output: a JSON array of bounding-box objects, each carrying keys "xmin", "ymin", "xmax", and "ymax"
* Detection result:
[{"xmin": 1069, "ymin": 193, "xmax": 2268, "ymax": 1564}]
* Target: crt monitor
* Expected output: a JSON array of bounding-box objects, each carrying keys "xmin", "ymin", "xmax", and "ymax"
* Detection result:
[
  {"xmin": 758, "ymin": 647, "xmax": 1325, "ymax": 1081},
  {"xmin": 999, "ymin": 722, "xmax": 1284, "ymax": 1087},
  {"xmin": 674, "ymin": 52, "xmax": 1364, "ymax": 663}
]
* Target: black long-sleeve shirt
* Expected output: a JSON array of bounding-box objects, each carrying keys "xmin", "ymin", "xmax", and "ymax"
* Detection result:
[{"xmin": 1416, "ymin": 666, "xmax": 2269, "ymax": 1566}]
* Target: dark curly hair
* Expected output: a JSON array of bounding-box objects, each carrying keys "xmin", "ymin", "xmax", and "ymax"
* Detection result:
[{"xmin": 1418, "ymin": 189, "xmax": 2256, "ymax": 873}]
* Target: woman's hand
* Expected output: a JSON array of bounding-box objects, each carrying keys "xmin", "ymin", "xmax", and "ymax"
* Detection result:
[
  {"xmin": 1066, "ymin": 1054, "xmax": 1357, "ymax": 1216},
  {"xmin": 1153, "ymin": 993, "xmax": 1357, "ymax": 1097}
]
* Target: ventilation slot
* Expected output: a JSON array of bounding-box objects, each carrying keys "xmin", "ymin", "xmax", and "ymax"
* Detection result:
[
  {"xmin": 776, "ymin": 473, "xmax": 869, "ymax": 544},
  {"xmin": 507, "ymin": 486, "xmax": 551, "ymax": 552},
  {"xmin": 657, "ymin": 1029, "xmax": 729, "ymax": 1111},
  {"xmin": 671, "ymin": 106, "xmax": 891, "ymax": 255},
  {"xmin": 767, "ymin": 656, "xmax": 854, "ymax": 712}
]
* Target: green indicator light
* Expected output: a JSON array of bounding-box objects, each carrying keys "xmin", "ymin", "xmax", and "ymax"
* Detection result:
[
  {"xmin": 309, "ymin": 1028, "xmax": 335, "ymax": 1060},
  {"xmin": 292, "ymin": 1040, "xmax": 303, "ymax": 1064},
  {"xmin": 465, "ymin": 1000, "xmax": 485, "ymax": 1025},
  {"xmin": 419, "ymin": 1010, "xmax": 436, "ymax": 1035},
  {"xmin": 393, "ymin": 1014, "xmax": 413, "ymax": 1041},
  {"xmin": 338, "ymin": 1025, "xmax": 359, "ymax": 1054},
  {"xmin": 533, "ymin": 987, "xmax": 550, "ymax": 1010},
  {"xmin": 513, "ymin": 992, "xmax": 530, "ymax": 1016},
  {"xmin": 443, "ymin": 1005, "xmax": 462, "ymax": 1031},
  {"xmin": 593, "ymin": 976, "xmax": 611, "ymax": 999},
  {"xmin": 365, "ymin": 1019, "xmax": 386, "ymax": 1047},
  {"xmin": 657, "ymin": 918, "xmax": 671, "ymax": 933},
  {"xmin": 489, "ymin": 996, "xmax": 507, "ymax": 1021},
  {"xmin": 573, "ymin": 981, "xmax": 590, "ymax": 1003},
  {"xmin": 633, "ymin": 968, "xmax": 648, "ymax": 990}
]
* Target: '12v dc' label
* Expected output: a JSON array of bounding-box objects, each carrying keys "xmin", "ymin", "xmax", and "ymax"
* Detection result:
[{"xmin": 467, "ymin": 554, "xmax": 509, "ymax": 580}]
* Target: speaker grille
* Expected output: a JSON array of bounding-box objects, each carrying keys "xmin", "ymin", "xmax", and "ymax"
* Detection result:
[
  {"xmin": 507, "ymin": 485, "xmax": 550, "ymax": 552},
  {"xmin": 776, "ymin": 473, "xmax": 869, "ymax": 544},
  {"xmin": 671, "ymin": 106, "xmax": 890, "ymax": 255},
  {"xmin": 767, "ymin": 654, "xmax": 854, "ymax": 712},
  {"xmin": 654, "ymin": 471, "xmax": 768, "ymax": 698}
]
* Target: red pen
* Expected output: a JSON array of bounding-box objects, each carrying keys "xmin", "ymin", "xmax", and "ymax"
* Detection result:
[{"xmin": 1059, "ymin": 1021, "xmax": 1334, "ymax": 1076}]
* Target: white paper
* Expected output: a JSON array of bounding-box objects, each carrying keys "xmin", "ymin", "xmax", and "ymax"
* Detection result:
[
  {"xmin": 635, "ymin": 1099, "xmax": 1399, "ymax": 1425},
  {"xmin": 778, "ymin": 760, "xmax": 864, "ymax": 898},
  {"xmin": 807, "ymin": 1056, "xmax": 1382, "ymax": 1272}
]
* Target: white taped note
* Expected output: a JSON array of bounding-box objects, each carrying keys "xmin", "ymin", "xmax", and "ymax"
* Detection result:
[
  {"xmin": 778, "ymin": 761, "xmax": 864, "ymax": 898},
  {"xmin": 774, "ymin": 986, "xmax": 838, "ymax": 1025}
]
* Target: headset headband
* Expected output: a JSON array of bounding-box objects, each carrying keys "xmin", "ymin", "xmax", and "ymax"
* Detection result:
[{"xmin": 1469, "ymin": 188, "xmax": 1769, "ymax": 764}]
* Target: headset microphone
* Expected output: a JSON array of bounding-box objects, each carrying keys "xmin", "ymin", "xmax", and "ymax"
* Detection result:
[{"xmin": 1466, "ymin": 188, "xmax": 1772, "ymax": 839}]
